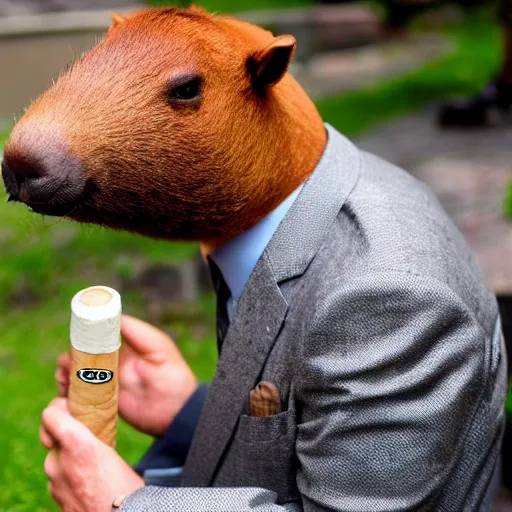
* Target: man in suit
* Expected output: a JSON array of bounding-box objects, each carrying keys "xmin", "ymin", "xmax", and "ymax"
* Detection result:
[{"xmin": 41, "ymin": 123, "xmax": 507, "ymax": 511}]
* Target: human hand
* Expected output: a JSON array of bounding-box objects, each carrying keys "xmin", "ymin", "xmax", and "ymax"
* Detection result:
[
  {"xmin": 56, "ymin": 314, "xmax": 198, "ymax": 437},
  {"xmin": 40, "ymin": 398, "xmax": 144, "ymax": 512}
]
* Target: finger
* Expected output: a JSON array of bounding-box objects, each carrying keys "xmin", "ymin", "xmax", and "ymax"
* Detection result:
[
  {"xmin": 57, "ymin": 352, "xmax": 71, "ymax": 372},
  {"xmin": 40, "ymin": 425, "xmax": 56, "ymax": 450},
  {"xmin": 121, "ymin": 315, "xmax": 178, "ymax": 361},
  {"xmin": 49, "ymin": 397, "xmax": 69, "ymax": 412},
  {"xmin": 55, "ymin": 365, "xmax": 68, "ymax": 385},
  {"xmin": 42, "ymin": 401, "xmax": 92, "ymax": 451},
  {"xmin": 56, "ymin": 379, "xmax": 68, "ymax": 398},
  {"xmin": 55, "ymin": 364, "xmax": 71, "ymax": 397},
  {"xmin": 56, "ymin": 354, "xmax": 71, "ymax": 393},
  {"xmin": 44, "ymin": 450, "xmax": 61, "ymax": 482}
]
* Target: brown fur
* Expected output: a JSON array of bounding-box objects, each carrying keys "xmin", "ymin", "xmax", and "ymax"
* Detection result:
[{"xmin": 4, "ymin": 7, "xmax": 326, "ymax": 246}]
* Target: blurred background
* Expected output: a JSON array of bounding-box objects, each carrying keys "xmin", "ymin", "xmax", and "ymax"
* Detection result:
[{"xmin": 0, "ymin": 0, "xmax": 511, "ymax": 510}]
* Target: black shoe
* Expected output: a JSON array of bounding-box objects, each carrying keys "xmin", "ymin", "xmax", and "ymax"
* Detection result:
[{"xmin": 438, "ymin": 82, "xmax": 512, "ymax": 127}]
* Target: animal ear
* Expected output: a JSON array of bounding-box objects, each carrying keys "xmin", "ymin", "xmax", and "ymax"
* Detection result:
[
  {"xmin": 111, "ymin": 12, "xmax": 126, "ymax": 26},
  {"xmin": 248, "ymin": 35, "xmax": 296, "ymax": 89}
]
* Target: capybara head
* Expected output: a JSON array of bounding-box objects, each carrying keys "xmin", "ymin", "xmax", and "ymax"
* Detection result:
[{"xmin": 2, "ymin": 7, "xmax": 325, "ymax": 243}]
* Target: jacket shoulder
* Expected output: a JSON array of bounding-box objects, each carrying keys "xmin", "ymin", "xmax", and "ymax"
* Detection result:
[{"xmin": 305, "ymin": 148, "xmax": 498, "ymax": 334}]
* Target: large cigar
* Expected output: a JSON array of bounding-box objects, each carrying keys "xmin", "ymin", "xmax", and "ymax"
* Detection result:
[{"xmin": 68, "ymin": 286, "xmax": 121, "ymax": 447}]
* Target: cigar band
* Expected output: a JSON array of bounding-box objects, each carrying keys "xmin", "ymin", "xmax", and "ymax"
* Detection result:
[{"xmin": 77, "ymin": 368, "xmax": 114, "ymax": 384}]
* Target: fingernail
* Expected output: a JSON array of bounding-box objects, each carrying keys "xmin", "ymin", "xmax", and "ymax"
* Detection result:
[{"xmin": 112, "ymin": 496, "xmax": 125, "ymax": 509}]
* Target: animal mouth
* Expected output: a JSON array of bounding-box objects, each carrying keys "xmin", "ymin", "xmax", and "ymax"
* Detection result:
[
  {"xmin": 21, "ymin": 199, "xmax": 78, "ymax": 218},
  {"xmin": 6, "ymin": 185, "xmax": 81, "ymax": 218}
]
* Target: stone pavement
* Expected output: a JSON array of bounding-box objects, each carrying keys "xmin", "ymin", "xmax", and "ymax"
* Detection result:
[
  {"xmin": 357, "ymin": 106, "xmax": 512, "ymax": 296},
  {"xmin": 297, "ymin": 34, "xmax": 453, "ymax": 99}
]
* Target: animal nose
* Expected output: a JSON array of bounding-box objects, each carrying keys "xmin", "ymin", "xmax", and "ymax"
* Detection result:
[
  {"xmin": 2, "ymin": 124, "xmax": 86, "ymax": 214},
  {"xmin": 1, "ymin": 161, "xmax": 20, "ymax": 199},
  {"xmin": 2, "ymin": 150, "xmax": 58, "ymax": 202}
]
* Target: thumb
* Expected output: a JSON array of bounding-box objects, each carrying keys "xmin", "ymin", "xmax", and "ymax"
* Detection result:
[
  {"xmin": 121, "ymin": 314, "xmax": 178, "ymax": 362},
  {"xmin": 41, "ymin": 398, "xmax": 95, "ymax": 451}
]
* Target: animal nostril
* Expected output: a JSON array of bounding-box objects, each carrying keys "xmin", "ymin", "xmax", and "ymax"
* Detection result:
[
  {"xmin": 1, "ymin": 154, "xmax": 46, "ymax": 200},
  {"xmin": 2, "ymin": 138, "xmax": 66, "ymax": 204},
  {"xmin": 1, "ymin": 161, "xmax": 20, "ymax": 198},
  {"xmin": 2, "ymin": 126, "xmax": 86, "ymax": 212}
]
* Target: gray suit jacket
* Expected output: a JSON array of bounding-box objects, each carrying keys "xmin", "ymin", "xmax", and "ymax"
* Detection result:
[{"xmin": 120, "ymin": 124, "xmax": 507, "ymax": 511}]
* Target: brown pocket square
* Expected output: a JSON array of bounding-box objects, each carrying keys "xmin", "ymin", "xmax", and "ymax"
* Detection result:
[{"xmin": 249, "ymin": 381, "xmax": 281, "ymax": 417}]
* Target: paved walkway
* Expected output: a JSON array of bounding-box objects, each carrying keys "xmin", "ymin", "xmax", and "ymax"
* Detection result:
[
  {"xmin": 357, "ymin": 106, "xmax": 512, "ymax": 295},
  {"xmin": 297, "ymin": 34, "xmax": 452, "ymax": 99}
]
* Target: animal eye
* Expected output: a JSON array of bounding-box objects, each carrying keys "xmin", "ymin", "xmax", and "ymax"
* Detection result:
[{"xmin": 167, "ymin": 76, "xmax": 202, "ymax": 104}]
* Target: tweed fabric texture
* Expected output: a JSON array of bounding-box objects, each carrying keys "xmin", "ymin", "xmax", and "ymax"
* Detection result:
[
  {"xmin": 121, "ymin": 124, "xmax": 507, "ymax": 511},
  {"xmin": 118, "ymin": 486, "xmax": 300, "ymax": 511}
]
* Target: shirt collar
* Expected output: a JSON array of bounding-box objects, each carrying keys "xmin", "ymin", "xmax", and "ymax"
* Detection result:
[{"xmin": 211, "ymin": 184, "xmax": 304, "ymax": 302}]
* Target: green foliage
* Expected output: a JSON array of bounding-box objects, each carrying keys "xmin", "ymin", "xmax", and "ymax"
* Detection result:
[
  {"xmin": 149, "ymin": 0, "xmax": 191, "ymax": 7},
  {"xmin": 146, "ymin": 0, "xmax": 313, "ymax": 12},
  {"xmin": 0, "ymin": 129, "xmax": 9, "ymax": 147},
  {"xmin": 0, "ymin": 130, "xmax": 216, "ymax": 510},
  {"xmin": 504, "ymin": 181, "xmax": 512, "ymax": 220},
  {"xmin": 0, "ymin": 10, "xmax": 503, "ymax": 509}
]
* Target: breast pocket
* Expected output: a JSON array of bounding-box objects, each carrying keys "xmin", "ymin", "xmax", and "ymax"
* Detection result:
[{"xmin": 232, "ymin": 409, "xmax": 299, "ymax": 503}]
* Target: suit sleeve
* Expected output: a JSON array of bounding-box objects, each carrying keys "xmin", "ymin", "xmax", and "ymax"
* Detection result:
[
  {"xmin": 119, "ymin": 487, "xmax": 301, "ymax": 511},
  {"xmin": 295, "ymin": 272, "xmax": 493, "ymax": 511},
  {"xmin": 135, "ymin": 384, "xmax": 209, "ymax": 482},
  {"xmin": 119, "ymin": 272, "xmax": 495, "ymax": 511}
]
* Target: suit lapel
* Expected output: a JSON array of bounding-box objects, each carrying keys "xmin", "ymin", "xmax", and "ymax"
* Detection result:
[
  {"xmin": 182, "ymin": 252, "xmax": 288, "ymax": 486},
  {"xmin": 182, "ymin": 124, "xmax": 362, "ymax": 486}
]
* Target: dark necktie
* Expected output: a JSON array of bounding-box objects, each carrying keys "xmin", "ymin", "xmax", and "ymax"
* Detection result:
[{"xmin": 207, "ymin": 258, "xmax": 231, "ymax": 354}]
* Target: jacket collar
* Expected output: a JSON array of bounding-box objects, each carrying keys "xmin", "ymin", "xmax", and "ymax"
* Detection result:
[
  {"xmin": 265, "ymin": 124, "xmax": 362, "ymax": 283},
  {"xmin": 211, "ymin": 183, "xmax": 303, "ymax": 312},
  {"xmin": 182, "ymin": 124, "xmax": 362, "ymax": 486}
]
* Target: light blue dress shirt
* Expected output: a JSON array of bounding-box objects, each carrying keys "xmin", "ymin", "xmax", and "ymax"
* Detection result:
[
  {"xmin": 211, "ymin": 183, "xmax": 304, "ymax": 321},
  {"xmin": 142, "ymin": 183, "xmax": 304, "ymax": 486}
]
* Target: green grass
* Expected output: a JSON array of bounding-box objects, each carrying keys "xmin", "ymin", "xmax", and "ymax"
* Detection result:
[
  {"xmin": 0, "ymin": 205, "xmax": 219, "ymax": 511},
  {"xmin": 146, "ymin": 0, "xmax": 313, "ymax": 13},
  {"xmin": 0, "ymin": 133, "xmax": 218, "ymax": 509},
  {"xmin": 504, "ymin": 181, "xmax": 512, "ymax": 219},
  {"xmin": 0, "ymin": 11, "xmax": 503, "ymax": 511}
]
